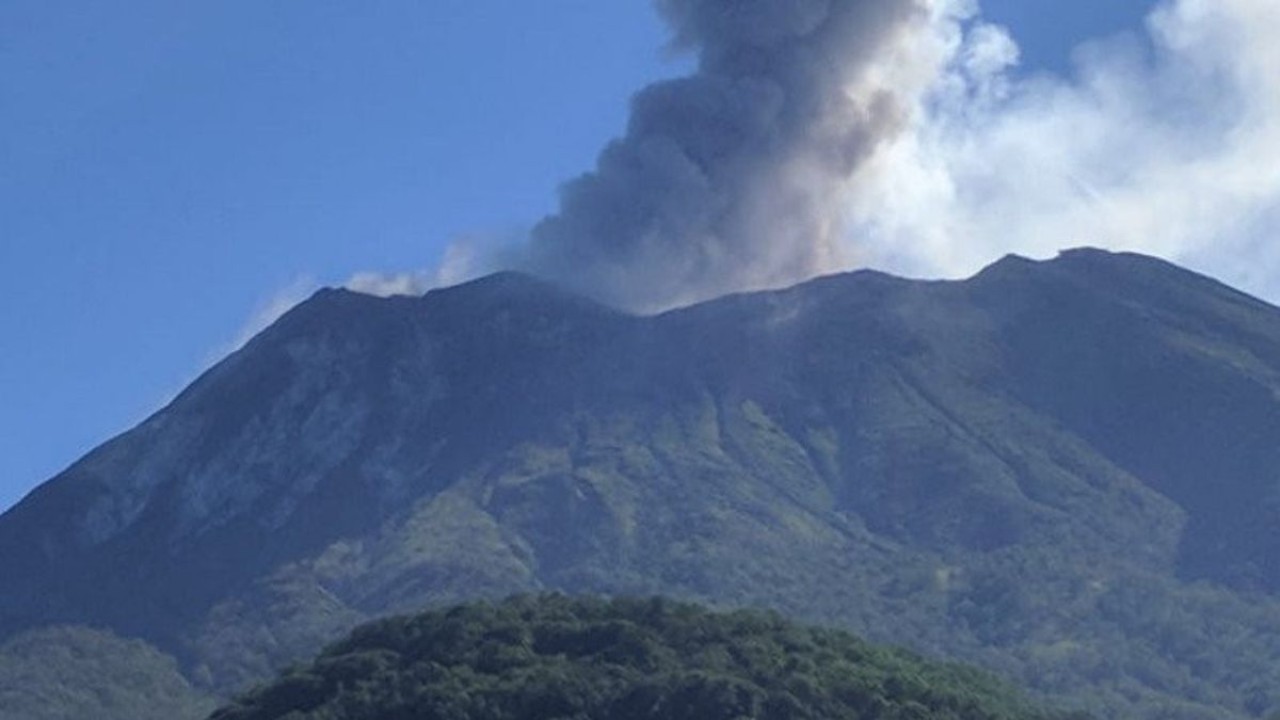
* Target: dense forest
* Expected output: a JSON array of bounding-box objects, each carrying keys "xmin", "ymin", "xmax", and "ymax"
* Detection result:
[{"xmin": 211, "ymin": 595, "xmax": 1082, "ymax": 720}]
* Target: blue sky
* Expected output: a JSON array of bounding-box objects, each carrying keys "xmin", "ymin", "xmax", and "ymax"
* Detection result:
[{"xmin": 0, "ymin": 0, "xmax": 1175, "ymax": 512}]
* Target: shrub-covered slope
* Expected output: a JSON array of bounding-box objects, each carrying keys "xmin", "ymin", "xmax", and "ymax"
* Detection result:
[
  {"xmin": 212, "ymin": 595, "xmax": 1074, "ymax": 720},
  {"xmin": 0, "ymin": 626, "xmax": 214, "ymax": 720}
]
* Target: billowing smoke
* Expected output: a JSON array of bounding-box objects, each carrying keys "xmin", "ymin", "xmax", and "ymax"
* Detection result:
[
  {"xmin": 354, "ymin": 0, "xmax": 1280, "ymax": 310},
  {"xmin": 523, "ymin": 0, "xmax": 930, "ymax": 312}
]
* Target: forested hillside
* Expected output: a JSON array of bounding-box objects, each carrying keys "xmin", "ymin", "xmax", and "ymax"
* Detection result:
[{"xmin": 212, "ymin": 595, "xmax": 1078, "ymax": 720}]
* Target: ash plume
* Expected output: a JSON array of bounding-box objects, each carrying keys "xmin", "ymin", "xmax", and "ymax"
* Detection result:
[{"xmin": 523, "ymin": 0, "xmax": 928, "ymax": 312}]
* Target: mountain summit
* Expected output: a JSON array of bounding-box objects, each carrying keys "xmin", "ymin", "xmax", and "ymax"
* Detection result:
[{"xmin": 3, "ymin": 249, "xmax": 1280, "ymax": 719}]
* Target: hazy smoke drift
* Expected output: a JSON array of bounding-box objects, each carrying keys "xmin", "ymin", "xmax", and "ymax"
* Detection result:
[{"xmin": 525, "ymin": 0, "xmax": 926, "ymax": 311}]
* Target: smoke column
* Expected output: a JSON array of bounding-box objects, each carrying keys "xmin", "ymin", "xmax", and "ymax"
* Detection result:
[
  {"xmin": 524, "ymin": 0, "xmax": 927, "ymax": 312},
  {"xmin": 359, "ymin": 0, "xmax": 1280, "ymax": 309}
]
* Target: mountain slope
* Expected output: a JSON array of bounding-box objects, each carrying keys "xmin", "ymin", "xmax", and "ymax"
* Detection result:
[
  {"xmin": 2, "ymin": 249, "xmax": 1279, "ymax": 719},
  {"xmin": 0, "ymin": 625, "xmax": 214, "ymax": 720}
]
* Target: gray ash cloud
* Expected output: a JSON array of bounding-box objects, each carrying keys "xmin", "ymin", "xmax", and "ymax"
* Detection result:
[{"xmin": 523, "ymin": 0, "xmax": 926, "ymax": 312}]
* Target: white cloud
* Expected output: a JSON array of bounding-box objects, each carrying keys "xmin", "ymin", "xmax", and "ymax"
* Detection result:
[
  {"xmin": 343, "ymin": 238, "xmax": 482, "ymax": 298},
  {"xmin": 176, "ymin": 276, "xmax": 318, "ymax": 409},
  {"xmin": 227, "ymin": 276, "xmax": 319, "ymax": 353},
  {"xmin": 848, "ymin": 0, "xmax": 1280, "ymax": 301}
]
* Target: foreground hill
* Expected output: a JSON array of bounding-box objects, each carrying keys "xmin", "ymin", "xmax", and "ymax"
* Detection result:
[
  {"xmin": 211, "ymin": 595, "xmax": 1073, "ymax": 720},
  {"xmin": 2, "ymin": 249, "xmax": 1280, "ymax": 719}
]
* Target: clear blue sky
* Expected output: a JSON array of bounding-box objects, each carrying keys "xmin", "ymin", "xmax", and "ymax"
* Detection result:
[{"xmin": 0, "ymin": 1, "xmax": 1155, "ymax": 513}]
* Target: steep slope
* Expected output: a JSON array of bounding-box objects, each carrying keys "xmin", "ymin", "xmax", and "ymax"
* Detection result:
[
  {"xmin": 211, "ymin": 595, "xmax": 1071, "ymax": 720},
  {"xmin": 0, "ymin": 272, "xmax": 623, "ymax": 643},
  {"xmin": 2, "ymin": 249, "xmax": 1279, "ymax": 719},
  {"xmin": 971, "ymin": 250, "xmax": 1280, "ymax": 590}
]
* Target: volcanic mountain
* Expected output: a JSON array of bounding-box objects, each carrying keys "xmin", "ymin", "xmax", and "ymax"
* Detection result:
[{"xmin": 2, "ymin": 248, "xmax": 1279, "ymax": 719}]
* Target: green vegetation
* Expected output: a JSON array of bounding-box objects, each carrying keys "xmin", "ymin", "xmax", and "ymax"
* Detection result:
[
  {"xmin": 212, "ymin": 595, "xmax": 1077, "ymax": 720},
  {"xmin": 0, "ymin": 626, "xmax": 215, "ymax": 720}
]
